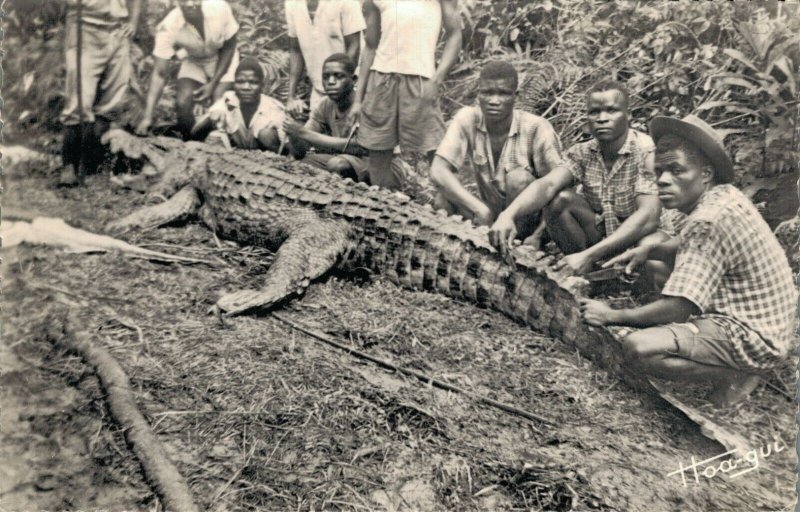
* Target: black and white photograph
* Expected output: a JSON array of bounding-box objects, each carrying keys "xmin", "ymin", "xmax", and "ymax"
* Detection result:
[{"xmin": 2, "ymin": 0, "xmax": 799, "ymax": 510}]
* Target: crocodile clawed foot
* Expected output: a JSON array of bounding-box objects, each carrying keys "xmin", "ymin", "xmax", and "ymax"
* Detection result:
[{"xmin": 215, "ymin": 289, "xmax": 292, "ymax": 317}]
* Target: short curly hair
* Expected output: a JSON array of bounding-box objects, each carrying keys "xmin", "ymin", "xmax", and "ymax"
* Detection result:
[
  {"xmin": 586, "ymin": 79, "xmax": 630, "ymax": 109},
  {"xmin": 323, "ymin": 53, "xmax": 356, "ymax": 76},
  {"xmin": 235, "ymin": 57, "xmax": 265, "ymax": 84},
  {"xmin": 479, "ymin": 61, "xmax": 518, "ymax": 90}
]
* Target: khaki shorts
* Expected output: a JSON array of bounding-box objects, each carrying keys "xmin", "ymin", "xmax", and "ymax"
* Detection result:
[
  {"xmin": 359, "ymin": 71, "xmax": 446, "ymax": 153},
  {"xmin": 61, "ymin": 20, "xmax": 131, "ymax": 125},
  {"xmin": 663, "ymin": 317, "xmax": 741, "ymax": 370},
  {"xmin": 177, "ymin": 49, "xmax": 239, "ymax": 85}
]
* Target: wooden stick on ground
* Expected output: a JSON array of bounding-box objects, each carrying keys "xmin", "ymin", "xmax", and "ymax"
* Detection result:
[
  {"xmin": 272, "ymin": 312, "xmax": 553, "ymax": 426},
  {"xmin": 44, "ymin": 308, "xmax": 199, "ymax": 512}
]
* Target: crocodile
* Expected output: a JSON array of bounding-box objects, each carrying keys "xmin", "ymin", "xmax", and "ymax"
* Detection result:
[{"xmin": 103, "ymin": 129, "xmax": 750, "ymax": 452}]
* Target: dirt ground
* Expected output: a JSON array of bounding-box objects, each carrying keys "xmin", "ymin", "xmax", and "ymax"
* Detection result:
[{"xmin": 1, "ymin": 146, "xmax": 797, "ymax": 512}]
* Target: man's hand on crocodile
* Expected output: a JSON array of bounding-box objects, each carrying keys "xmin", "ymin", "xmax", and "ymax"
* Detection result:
[
  {"xmin": 552, "ymin": 250, "xmax": 594, "ymax": 275},
  {"xmin": 471, "ymin": 203, "xmax": 494, "ymax": 227},
  {"xmin": 488, "ymin": 212, "xmax": 518, "ymax": 264},
  {"xmin": 283, "ymin": 117, "xmax": 306, "ymax": 137},
  {"xmin": 579, "ymin": 298, "xmax": 616, "ymax": 327},
  {"xmin": 604, "ymin": 245, "xmax": 651, "ymax": 275}
]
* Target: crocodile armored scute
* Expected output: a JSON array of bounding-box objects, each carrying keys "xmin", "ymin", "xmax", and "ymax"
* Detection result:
[
  {"xmin": 103, "ymin": 129, "xmax": 752, "ymax": 453},
  {"xmin": 106, "ymin": 130, "xmax": 586, "ymax": 333}
]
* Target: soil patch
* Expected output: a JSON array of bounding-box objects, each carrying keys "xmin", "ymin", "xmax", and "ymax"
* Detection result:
[{"xmin": 1, "ymin": 153, "xmax": 796, "ymax": 511}]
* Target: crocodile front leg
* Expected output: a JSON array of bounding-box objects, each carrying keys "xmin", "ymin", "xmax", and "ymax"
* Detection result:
[{"xmin": 216, "ymin": 218, "xmax": 353, "ymax": 316}]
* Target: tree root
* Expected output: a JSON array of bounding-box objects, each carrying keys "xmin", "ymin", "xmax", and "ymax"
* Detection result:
[{"xmin": 44, "ymin": 308, "xmax": 199, "ymax": 512}]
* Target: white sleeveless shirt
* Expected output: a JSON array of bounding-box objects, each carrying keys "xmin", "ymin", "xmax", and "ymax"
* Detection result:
[{"xmin": 371, "ymin": 0, "xmax": 442, "ymax": 78}]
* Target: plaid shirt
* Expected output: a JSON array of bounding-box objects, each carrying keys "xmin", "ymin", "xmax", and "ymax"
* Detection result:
[
  {"xmin": 662, "ymin": 185, "xmax": 797, "ymax": 371},
  {"xmin": 565, "ymin": 129, "xmax": 656, "ymax": 235},
  {"xmin": 436, "ymin": 106, "xmax": 565, "ymax": 216}
]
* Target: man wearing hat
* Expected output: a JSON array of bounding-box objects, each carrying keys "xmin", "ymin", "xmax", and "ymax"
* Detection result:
[
  {"xmin": 580, "ymin": 115, "xmax": 797, "ymax": 406},
  {"xmin": 191, "ymin": 57, "xmax": 285, "ymax": 151}
]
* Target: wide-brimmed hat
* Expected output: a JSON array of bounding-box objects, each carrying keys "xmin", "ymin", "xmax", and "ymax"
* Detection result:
[{"xmin": 650, "ymin": 114, "xmax": 734, "ymax": 184}]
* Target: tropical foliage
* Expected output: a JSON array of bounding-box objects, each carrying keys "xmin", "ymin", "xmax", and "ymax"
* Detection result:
[{"xmin": 4, "ymin": 0, "xmax": 798, "ymax": 183}]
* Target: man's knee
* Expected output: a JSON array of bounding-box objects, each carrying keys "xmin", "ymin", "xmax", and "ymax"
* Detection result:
[
  {"xmin": 326, "ymin": 156, "xmax": 351, "ymax": 173},
  {"xmin": 433, "ymin": 192, "xmax": 457, "ymax": 215},
  {"xmin": 175, "ymin": 82, "xmax": 196, "ymax": 113},
  {"xmin": 505, "ymin": 169, "xmax": 535, "ymax": 201},
  {"xmin": 642, "ymin": 260, "xmax": 670, "ymax": 291},
  {"xmin": 257, "ymin": 127, "xmax": 281, "ymax": 152},
  {"xmin": 326, "ymin": 156, "xmax": 357, "ymax": 179},
  {"xmin": 175, "ymin": 94, "xmax": 194, "ymax": 116},
  {"xmin": 544, "ymin": 189, "xmax": 577, "ymax": 218},
  {"xmin": 621, "ymin": 330, "xmax": 652, "ymax": 363},
  {"xmin": 622, "ymin": 327, "xmax": 681, "ymax": 372}
]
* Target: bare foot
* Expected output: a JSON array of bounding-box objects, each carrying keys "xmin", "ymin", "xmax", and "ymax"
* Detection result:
[{"xmin": 708, "ymin": 373, "xmax": 761, "ymax": 407}]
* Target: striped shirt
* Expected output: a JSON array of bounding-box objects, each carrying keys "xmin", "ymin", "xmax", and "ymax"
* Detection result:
[{"xmin": 662, "ymin": 185, "xmax": 797, "ymax": 370}]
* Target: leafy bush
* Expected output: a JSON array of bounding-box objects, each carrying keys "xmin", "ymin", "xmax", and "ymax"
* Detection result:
[
  {"xmin": 4, "ymin": 0, "xmax": 798, "ymax": 183},
  {"xmin": 449, "ymin": 0, "xmax": 799, "ymax": 182}
]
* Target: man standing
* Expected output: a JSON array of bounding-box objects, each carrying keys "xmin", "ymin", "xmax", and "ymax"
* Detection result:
[
  {"xmin": 581, "ymin": 115, "xmax": 796, "ymax": 407},
  {"xmin": 59, "ymin": 0, "xmax": 143, "ymax": 186},
  {"xmin": 283, "ymin": 53, "xmax": 368, "ymax": 181},
  {"xmin": 430, "ymin": 61, "xmax": 567, "ymax": 241},
  {"xmin": 135, "ymin": 0, "xmax": 239, "ymax": 139},
  {"xmin": 356, "ymin": 0, "xmax": 462, "ymax": 190},
  {"xmin": 284, "ymin": 0, "xmax": 365, "ymax": 118},
  {"xmin": 191, "ymin": 57, "xmax": 285, "ymax": 151},
  {"xmin": 488, "ymin": 80, "xmax": 662, "ymax": 272}
]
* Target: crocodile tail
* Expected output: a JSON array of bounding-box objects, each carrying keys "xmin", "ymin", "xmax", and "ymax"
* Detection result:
[{"xmin": 347, "ymin": 199, "xmax": 636, "ymax": 377}]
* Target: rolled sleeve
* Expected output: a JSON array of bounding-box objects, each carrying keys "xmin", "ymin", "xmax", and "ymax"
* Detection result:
[
  {"xmin": 434, "ymin": 108, "xmax": 474, "ymax": 171},
  {"xmin": 564, "ymin": 144, "xmax": 586, "ymax": 183},
  {"xmin": 152, "ymin": 11, "xmax": 179, "ymax": 60},
  {"xmin": 531, "ymin": 121, "xmax": 565, "ymax": 178},
  {"xmin": 220, "ymin": 2, "xmax": 240, "ymax": 40},
  {"xmin": 341, "ymin": 0, "xmax": 367, "ymax": 35},
  {"xmin": 662, "ymin": 221, "xmax": 725, "ymax": 313}
]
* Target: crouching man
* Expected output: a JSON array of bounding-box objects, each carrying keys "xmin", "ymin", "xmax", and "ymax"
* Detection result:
[
  {"xmin": 191, "ymin": 57, "xmax": 285, "ymax": 151},
  {"xmin": 282, "ymin": 53, "xmax": 368, "ymax": 181},
  {"xmin": 431, "ymin": 61, "xmax": 567, "ymax": 242},
  {"xmin": 581, "ymin": 115, "xmax": 797, "ymax": 407},
  {"xmin": 487, "ymin": 79, "xmax": 662, "ymax": 271}
]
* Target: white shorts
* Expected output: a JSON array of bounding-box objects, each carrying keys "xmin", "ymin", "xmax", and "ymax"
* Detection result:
[{"xmin": 177, "ymin": 49, "xmax": 239, "ymax": 84}]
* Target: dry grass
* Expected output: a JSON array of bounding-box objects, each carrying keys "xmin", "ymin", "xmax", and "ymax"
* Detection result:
[{"xmin": 2, "ymin": 162, "xmax": 796, "ymax": 511}]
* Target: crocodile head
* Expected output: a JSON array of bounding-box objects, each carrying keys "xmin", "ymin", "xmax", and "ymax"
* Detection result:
[{"xmin": 104, "ymin": 129, "xmax": 228, "ymax": 198}]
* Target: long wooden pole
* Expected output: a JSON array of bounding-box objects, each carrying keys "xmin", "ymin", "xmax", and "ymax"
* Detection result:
[
  {"xmin": 76, "ymin": 0, "xmax": 85, "ymax": 184},
  {"xmin": 45, "ymin": 309, "xmax": 199, "ymax": 512}
]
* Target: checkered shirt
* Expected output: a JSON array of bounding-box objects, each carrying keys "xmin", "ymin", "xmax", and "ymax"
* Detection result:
[
  {"xmin": 565, "ymin": 129, "xmax": 656, "ymax": 235},
  {"xmin": 662, "ymin": 185, "xmax": 798, "ymax": 371},
  {"xmin": 657, "ymin": 207, "xmax": 688, "ymax": 237}
]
